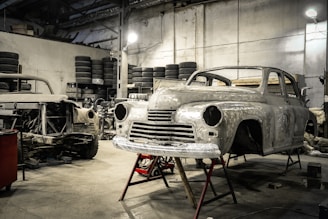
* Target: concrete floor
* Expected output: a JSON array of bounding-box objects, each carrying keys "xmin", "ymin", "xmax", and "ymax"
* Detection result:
[{"xmin": 0, "ymin": 140, "xmax": 328, "ymax": 219}]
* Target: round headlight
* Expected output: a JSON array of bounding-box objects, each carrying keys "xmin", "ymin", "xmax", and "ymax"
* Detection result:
[
  {"xmin": 203, "ymin": 105, "xmax": 222, "ymax": 126},
  {"xmin": 115, "ymin": 103, "xmax": 127, "ymax": 121}
]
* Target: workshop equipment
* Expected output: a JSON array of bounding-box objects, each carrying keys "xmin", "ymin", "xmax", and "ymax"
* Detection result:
[
  {"xmin": 135, "ymin": 154, "xmax": 175, "ymax": 176},
  {"xmin": 0, "ymin": 129, "xmax": 18, "ymax": 191}
]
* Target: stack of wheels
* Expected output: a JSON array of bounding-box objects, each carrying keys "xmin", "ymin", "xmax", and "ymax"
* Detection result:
[
  {"xmin": 75, "ymin": 56, "xmax": 92, "ymax": 84},
  {"xmin": 66, "ymin": 82, "xmax": 81, "ymax": 99},
  {"xmin": 113, "ymin": 61, "xmax": 118, "ymax": 87},
  {"xmin": 141, "ymin": 67, "xmax": 153, "ymax": 88},
  {"xmin": 0, "ymin": 51, "xmax": 19, "ymax": 73},
  {"xmin": 132, "ymin": 67, "xmax": 142, "ymax": 87},
  {"xmin": 179, "ymin": 61, "xmax": 197, "ymax": 80},
  {"xmin": 128, "ymin": 64, "xmax": 136, "ymax": 84},
  {"xmin": 103, "ymin": 57, "xmax": 114, "ymax": 88},
  {"xmin": 153, "ymin": 67, "xmax": 165, "ymax": 78},
  {"xmin": 91, "ymin": 60, "xmax": 103, "ymax": 85},
  {"xmin": 165, "ymin": 64, "xmax": 179, "ymax": 79}
]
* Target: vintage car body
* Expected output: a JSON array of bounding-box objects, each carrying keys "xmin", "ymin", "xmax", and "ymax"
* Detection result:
[
  {"xmin": 0, "ymin": 73, "xmax": 99, "ymax": 162},
  {"xmin": 113, "ymin": 66, "xmax": 316, "ymax": 158}
]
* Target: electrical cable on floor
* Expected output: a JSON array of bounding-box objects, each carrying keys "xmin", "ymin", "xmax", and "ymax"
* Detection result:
[{"xmin": 231, "ymin": 206, "xmax": 318, "ymax": 219}]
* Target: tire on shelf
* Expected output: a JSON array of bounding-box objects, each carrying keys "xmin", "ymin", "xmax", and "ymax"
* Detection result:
[
  {"xmin": 75, "ymin": 61, "xmax": 91, "ymax": 67},
  {"xmin": 132, "ymin": 72, "xmax": 142, "ymax": 77},
  {"xmin": 165, "ymin": 70, "xmax": 179, "ymax": 77},
  {"xmin": 75, "ymin": 56, "xmax": 91, "ymax": 62},
  {"xmin": 76, "ymin": 66, "xmax": 91, "ymax": 72},
  {"xmin": 179, "ymin": 68, "xmax": 196, "ymax": 74},
  {"xmin": 165, "ymin": 64, "xmax": 179, "ymax": 70},
  {"xmin": 165, "ymin": 76, "xmax": 178, "ymax": 79},
  {"xmin": 142, "ymin": 72, "xmax": 153, "ymax": 77},
  {"xmin": 141, "ymin": 67, "xmax": 153, "ymax": 72},
  {"xmin": 132, "ymin": 77, "xmax": 143, "ymax": 83},
  {"xmin": 153, "ymin": 67, "xmax": 165, "ymax": 72},
  {"xmin": 92, "ymin": 65, "xmax": 103, "ymax": 71},
  {"xmin": 0, "ymin": 58, "xmax": 18, "ymax": 65},
  {"xmin": 92, "ymin": 69, "xmax": 103, "ymax": 75},
  {"xmin": 141, "ymin": 77, "xmax": 153, "ymax": 82},
  {"xmin": 0, "ymin": 52, "xmax": 19, "ymax": 59},
  {"xmin": 0, "ymin": 65, "xmax": 18, "ymax": 73},
  {"xmin": 76, "ymin": 77, "xmax": 92, "ymax": 84},
  {"xmin": 76, "ymin": 72, "xmax": 92, "ymax": 78},
  {"xmin": 92, "ymin": 73, "xmax": 103, "ymax": 79},
  {"xmin": 179, "ymin": 61, "xmax": 197, "ymax": 68},
  {"xmin": 132, "ymin": 67, "xmax": 142, "ymax": 72},
  {"xmin": 153, "ymin": 72, "xmax": 165, "ymax": 77}
]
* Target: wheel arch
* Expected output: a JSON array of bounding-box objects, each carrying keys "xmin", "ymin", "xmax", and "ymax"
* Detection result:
[{"xmin": 229, "ymin": 119, "xmax": 264, "ymax": 155}]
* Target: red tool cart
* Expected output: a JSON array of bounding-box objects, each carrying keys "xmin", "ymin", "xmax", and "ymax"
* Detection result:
[{"xmin": 0, "ymin": 129, "xmax": 18, "ymax": 191}]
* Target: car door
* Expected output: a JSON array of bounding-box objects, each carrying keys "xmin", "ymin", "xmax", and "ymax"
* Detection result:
[
  {"xmin": 281, "ymin": 72, "xmax": 308, "ymax": 146},
  {"xmin": 264, "ymin": 70, "xmax": 294, "ymax": 150}
]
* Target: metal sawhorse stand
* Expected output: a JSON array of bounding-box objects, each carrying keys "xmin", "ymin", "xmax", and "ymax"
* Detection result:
[
  {"xmin": 283, "ymin": 148, "xmax": 302, "ymax": 174},
  {"xmin": 177, "ymin": 156, "xmax": 237, "ymax": 219},
  {"xmin": 119, "ymin": 154, "xmax": 169, "ymax": 201}
]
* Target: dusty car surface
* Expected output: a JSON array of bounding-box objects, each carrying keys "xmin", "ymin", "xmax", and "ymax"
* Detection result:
[
  {"xmin": 113, "ymin": 66, "xmax": 316, "ymax": 158},
  {"xmin": 0, "ymin": 73, "xmax": 99, "ymax": 163}
]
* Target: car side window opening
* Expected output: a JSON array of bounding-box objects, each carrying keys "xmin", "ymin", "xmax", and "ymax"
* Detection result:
[
  {"xmin": 267, "ymin": 72, "xmax": 283, "ymax": 96},
  {"xmin": 284, "ymin": 75, "xmax": 298, "ymax": 98}
]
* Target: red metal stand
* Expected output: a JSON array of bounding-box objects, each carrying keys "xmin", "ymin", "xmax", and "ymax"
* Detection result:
[
  {"xmin": 119, "ymin": 154, "xmax": 169, "ymax": 201},
  {"xmin": 193, "ymin": 155, "xmax": 237, "ymax": 219}
]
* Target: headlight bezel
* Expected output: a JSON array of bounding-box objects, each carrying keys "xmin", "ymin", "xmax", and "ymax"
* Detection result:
[
  {"xmin": 202, "ymin": 105, "xmax": 223, "ymax": 127},
  {"xmin": 114, "ymin": 103, "xmax": 128, "ymax": 121}
]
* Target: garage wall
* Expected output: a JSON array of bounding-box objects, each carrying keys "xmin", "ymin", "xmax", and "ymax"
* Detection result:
[
  {"xmin": 0, "ymin": 32, "xmax": 109, "ymax": 94},
  {"xmin": 123, "ymin": 0, "xmax": 326, "ymax": 107}
]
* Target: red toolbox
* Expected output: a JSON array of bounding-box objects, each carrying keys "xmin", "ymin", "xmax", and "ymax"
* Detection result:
[{"xmin": 0, "ymin": 129, "xmax": 18, "ymax": 191}]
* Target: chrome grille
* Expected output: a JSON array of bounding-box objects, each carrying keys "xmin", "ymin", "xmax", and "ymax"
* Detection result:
[
  {"xmin": 148, "ymin": 110, "xmax": 174, "ymax": 122},
  {"xmin": 129, "ymin": 122, "xmax": 195, "ymax": 143}
]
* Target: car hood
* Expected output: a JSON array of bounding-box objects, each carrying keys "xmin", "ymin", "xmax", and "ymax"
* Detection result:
[
  {"xmin": 0, "ymin": 93, "xmax": 68, "ymax": 103},
  {"xmin": 148, "ymin": 86, "xmax": 265, "ymax": 110}
]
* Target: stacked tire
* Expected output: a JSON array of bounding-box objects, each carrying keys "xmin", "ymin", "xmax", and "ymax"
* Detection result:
[
  {"xmin": 132, "ymin": 67, "xmax": 142, "ymax": 87},
  {"xmin": 91, "ymin": 60, "xmax": 103, "ymax": 85},
  {"xmin": 0, "ymin": 51, "xmax": 19, "ymax": 73},
  {"xmin": 165, "ymin": 64, "xmax": 179, "ymax": 79},
  {"xmin": 179, "ymin": 61, "xmax": 197, "ymax": 80},
  {"xmin": 113, "ymin": 61, "xmax": 118, "ymax": 88},
  {"xmin": 141, "ymin": 67, "xmax": 153, "ymax": 88},
  {"xmin": 103, "ymin": 57, "xmax": 114, "ymax": 88},
  {"xmin": 132, "ymin": 67, "xmax": 154, "ymax": 88},
  {"xmin": 128, "ymin": 64, "xmax": 136, "ymax": 84},
  {"xmin": 75, "ymin": 56, "xmax": 92, "ymax": 84},
  {"xmin": 153, "ymin": 67, "xmax": 165, "ymax": 78}
]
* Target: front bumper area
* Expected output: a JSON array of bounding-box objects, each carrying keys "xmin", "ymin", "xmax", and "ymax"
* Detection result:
[{"xmin": 112, "ymin": 136, "xmax": 221, "ymax": 158}]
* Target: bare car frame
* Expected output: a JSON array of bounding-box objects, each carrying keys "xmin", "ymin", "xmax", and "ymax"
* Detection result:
[
  {"xmin": 113, "ymin": 66, "xmax": 316, "ymax": 158},
  {"xmin": 0, "ymin": 73, "xmax": 99, "ymax": 163}
]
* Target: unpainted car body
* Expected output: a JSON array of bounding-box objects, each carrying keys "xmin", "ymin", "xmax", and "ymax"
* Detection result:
[
  {"xmin": 113, "ymin": 66, "xmax": 316, "ymax": 158},
  {"xmin": 0, "ymin": 73, "xmax": 99, "ymax": 162}
]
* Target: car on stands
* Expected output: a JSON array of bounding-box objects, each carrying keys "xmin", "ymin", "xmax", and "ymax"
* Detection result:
[
  {"xmin": 113, "ymin": 66, "xmax": 316, "ymax": 159},
  {"xmin": 0, "ymin": 73, "xmax": 99, "ymax": 165}
]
